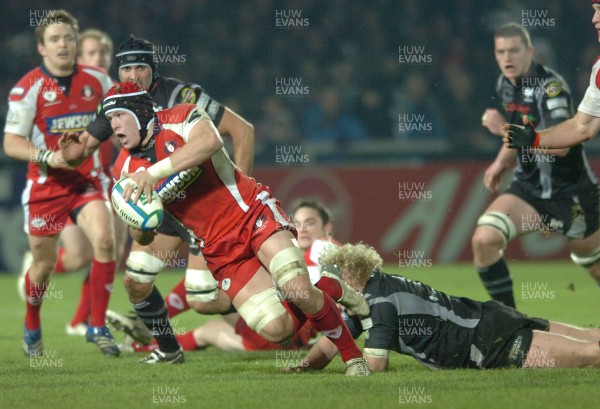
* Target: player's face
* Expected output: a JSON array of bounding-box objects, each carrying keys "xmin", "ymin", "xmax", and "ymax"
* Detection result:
[
  {"xmin": 78, "ymin": 37, "xmax": 112, "ymax": 71},
  {"xmin": 494, "ymin": 36, "xmax": 533, "ymax": 84},
  {"xmin": 293, "ymin": 207, "xmax": 331, "ymax": 251},
  {"xmin": 107, "ymin": 110, "xmax": 142, "ymax": 149},
  {"xmin": 119, "ymin": 65, "xmax": 152, "ymax": 89},
  {"xmin": 593, "ymin": 5, "xmax": 600, "ymax": 42},
  {"xmin": 37, "ymin": 23, "xmax": 77, "ymax": 74}
]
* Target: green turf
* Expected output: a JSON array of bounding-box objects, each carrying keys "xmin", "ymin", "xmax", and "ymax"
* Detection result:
[{"xmin": 1, "ymin": 261, "xmax": 599, "ymax": 409}]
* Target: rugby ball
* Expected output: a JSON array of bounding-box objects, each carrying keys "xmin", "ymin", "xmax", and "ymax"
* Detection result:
[{"xmin": 111, "ymin": 178, "xmax": 163, "ymax": 231}]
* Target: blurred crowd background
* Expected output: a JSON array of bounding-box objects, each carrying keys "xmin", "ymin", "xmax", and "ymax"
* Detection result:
[{"xmin": 1, "ymin": 0, "xmax": 599, "ymax": 165}]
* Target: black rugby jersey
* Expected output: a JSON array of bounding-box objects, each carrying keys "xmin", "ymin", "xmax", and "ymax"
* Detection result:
[
  {"xmin": 362, "ymin": 269, "xmax": 483, "ymax": 369},
  {"xmin": 496, "ymin": 62, "xmax": 597, "ymax": 198}
]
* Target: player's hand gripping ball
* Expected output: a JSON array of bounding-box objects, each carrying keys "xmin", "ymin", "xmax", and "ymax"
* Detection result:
[{"xmin": 111, "ymin": 177, "xmax": 163, "ymax": 231}]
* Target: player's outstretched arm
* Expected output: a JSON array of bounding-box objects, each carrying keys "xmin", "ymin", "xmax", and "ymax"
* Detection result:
[
  {"xmin": 503, "ymin": 111, "xmax": 600, "ymax": 149},
  {"xmin": 58, "ymin": 130, "xmax": 102, "ymax": 166},
  {"xmin": 217, "ymin": 108, "xmax": 255, "ymax": 176},
  {"xmin": 286, "ymin": 336, "xmax": 340, "ymax": 372},
  {"xmin": 4, "ymin": 132, "xmax": 70, "ymax": 169}
]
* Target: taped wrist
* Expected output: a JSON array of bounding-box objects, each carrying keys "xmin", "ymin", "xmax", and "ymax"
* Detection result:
[
  {"xmin": 36, "ymin": 149, "xmax": 54, "ymax": 164},
  {"xmin": 147, "ymin": 158, "xmax": 175, "ymax": 179}
]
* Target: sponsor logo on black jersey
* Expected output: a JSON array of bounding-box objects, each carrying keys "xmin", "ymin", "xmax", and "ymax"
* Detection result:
[{"xmin": 180, "ymin": 87, "xmax": 197, "ymax": 104}]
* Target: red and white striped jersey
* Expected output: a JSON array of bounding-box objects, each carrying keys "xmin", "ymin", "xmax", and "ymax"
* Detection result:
[
  {"xmin": 113, "ymin": 103, "xmax": 263, "ymax": 245},
  {"xmin": 5, "ymin": 64, "xmax": 112, "ymax": 185}
]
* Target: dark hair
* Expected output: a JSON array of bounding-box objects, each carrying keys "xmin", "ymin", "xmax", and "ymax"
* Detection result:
[
  {"xmin": 292, "ymin": 199, "xmax": 333, "ymax": 225},
  {"xmin": 116, "ymin": 35, "xmax": 158, "ymax": 82},
  {"xmin": 494, "ymin": 23, "xmax": 532, "ymax": 48},
  {"xmin": 34, "ymin": 9, "xmax": 79, "ymax": 45}
]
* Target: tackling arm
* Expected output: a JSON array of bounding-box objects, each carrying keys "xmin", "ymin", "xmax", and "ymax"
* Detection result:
[{"xmin": 289, "ymin": 336, "xmax": 340, "ymax": 371}]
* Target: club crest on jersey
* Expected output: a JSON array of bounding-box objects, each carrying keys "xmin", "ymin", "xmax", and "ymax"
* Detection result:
[
  {"xmin": 164, "ymin": 140, "xmax": 179, "ymax": 154},
  {"xmin": 253, "ymin": 215, "xmax": 268, "ymax": 233},
  {"xmin": 81, "ymin": 85, "xmax": 94, "ymax": 100},
  {"xmin": 522, "ymin": 87, "xmax": 535, "ymax": 103},
  {"xmin": 43, "ymin": 90, "xmax": 57, "ymax": 102},
  {"xmin": 221, "ymin": 278, "xmax": 231, "ymax": 291}
]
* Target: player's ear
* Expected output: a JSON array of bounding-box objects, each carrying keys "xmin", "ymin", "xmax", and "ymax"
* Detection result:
[
  {"xmin": 37, "ymin": 42, "xmax": 46, "ymax": 57},
  {"xmin": 324, "ymin": 222, "xmax": 334, "ymax": 235}
]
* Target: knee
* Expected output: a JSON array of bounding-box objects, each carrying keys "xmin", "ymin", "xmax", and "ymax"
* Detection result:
[
  {"xmin": 471, "ymin": 227, "xmax": 502, "ymax": 252},
  {"xmin": 258, "ymin": 314, "xmax": 295, "ymax": 343},
  {"xmin": 473, "ymin": 211, "xmax": 516, "ymax": 253},
  {"xmin": 92, "ymin": 231, "xmax": 115, "ymax": 258},
  {"xmin": 63, "ymin": 247, "xmax": 93, "ymax": 271},
  {"xmin": 123, "ymin": 275, "xmax": 153, "ymax": 301},
  {"xmin": 237, "ymin": 287, "xmax": 291, "ymax": 341},
  {"xmin": 189, "ymin": 298, "xmax": 230, "ymax": 315}
]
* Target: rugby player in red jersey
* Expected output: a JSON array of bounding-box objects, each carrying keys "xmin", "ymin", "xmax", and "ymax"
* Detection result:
[
  {"xmin": 61, "ymin": 82, "xmax": 369, "ymax": 374},
  {"xmin": 3, "ymin": 10, "xmax": 119, "ymax": 357},
  {"xmin": 112, "ymin": 199, "xmax": 353, "ymax": 354}
]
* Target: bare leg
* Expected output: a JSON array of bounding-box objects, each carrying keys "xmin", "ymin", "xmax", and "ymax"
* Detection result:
[
  {"xmin": 548, "ymin": 321, "xmax": 600, "ymax": 342},
  {"xmin": 59, "ymin": 224, "xmax": 93, "ymax": 271},
  {"xmin": 569, "ymin": 229, "xmax": 600, "ymax": 285},
  {"xmin": 525, "ymin": 329, "xmax": 600, "ymax": 368},
  {"xmin": 193, "ymin": 318, "xmax": 246, "ymax": 351}
]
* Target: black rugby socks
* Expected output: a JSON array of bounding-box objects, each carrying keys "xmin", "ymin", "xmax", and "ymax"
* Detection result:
[{"xmin": 477, "ymin": 258, "xmax": 516, "ymax": 307}]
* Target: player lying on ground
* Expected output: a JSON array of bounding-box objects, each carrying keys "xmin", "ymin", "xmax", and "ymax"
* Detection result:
[
  {"xmin": 60, "ymin": 82, "xmax": 370, "ymax": 374},
  {"xmin": 287, "ymin": 243, "xmax": 600, "ymax": 372}
]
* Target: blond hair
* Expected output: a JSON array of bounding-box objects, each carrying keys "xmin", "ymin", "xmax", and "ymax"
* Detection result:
[
  {"xmin": 78, "ymin": 28, "xmax": 113, "ymax": 56},
  {"xmin": 319, "ymin": 243, "xmax": 382, "ymax": 286},
  {"xmin": 34, "ymin": 9, "xmax": 79, "ymax": 45}
]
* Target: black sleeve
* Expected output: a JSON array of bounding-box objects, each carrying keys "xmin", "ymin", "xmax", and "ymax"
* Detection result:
[
  {"xmin": 363, "ymin": 302, "xmax": 397, "ymax": 350},
  {"xmin": 176, "ymin": 84, "xmax": 225, "ymax": 127},
  {"xmin": 85, "ymin": 103, "xmax": 113, "ymax": 142},
  {"xmin": 341, "ymin": 310, "xmax": 363, "ymax": 339}
]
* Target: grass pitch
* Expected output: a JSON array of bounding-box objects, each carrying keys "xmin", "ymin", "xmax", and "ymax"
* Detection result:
[{"xmin": 1, "ymin": 261, "xmax": 599, "ymax": 409}]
